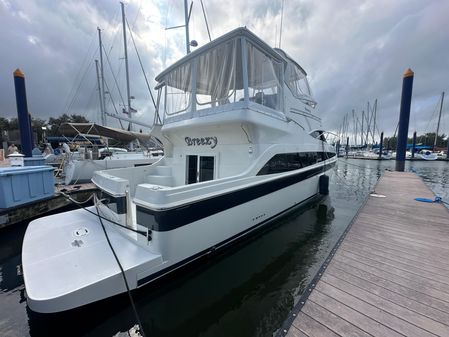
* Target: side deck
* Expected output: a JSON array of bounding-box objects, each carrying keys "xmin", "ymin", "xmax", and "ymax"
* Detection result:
[{"xmin": 281, "ymin": 171, "xmax": 449, "ymax": 337}]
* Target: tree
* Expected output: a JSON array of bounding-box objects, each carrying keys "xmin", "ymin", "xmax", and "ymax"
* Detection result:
[
  {"xmin": 8, "ymin": 118, "xmax": 19, "ymax": 130},
  {"xmin": 70, "ymin": 114, "xmax": 89, "ymax": 123},
  {"xmin": 31, "ymin": 117, "xmax": 47, "ymax": 143},
  {"xmin": 0, "ymin": 117, "xmax": 9, "ymax": 143},
  {"xmin": 47, "ymin": 114, "xmax": 90, "ymax": 136}
]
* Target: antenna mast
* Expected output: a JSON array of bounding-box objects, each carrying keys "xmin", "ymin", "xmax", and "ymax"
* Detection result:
[{"xmin": 279, "ymin": 0, "xmax": 284, "ymax": 48}]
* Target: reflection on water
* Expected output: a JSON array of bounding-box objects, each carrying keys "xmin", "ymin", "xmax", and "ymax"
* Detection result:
[{"xmin": 0, "ymin": 159, "xmax": 448, "ymax": 337}]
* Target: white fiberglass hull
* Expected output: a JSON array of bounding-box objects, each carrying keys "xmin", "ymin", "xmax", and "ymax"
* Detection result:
[
  {"xmin": 420, "ymin": 153, "xmax": 438, "ymax": 161},
  {"xmin": 64, "ymin": 156, "xmax": 156, "ymax": 185},
  {"xmin": 22, "ymin": 207, "xmax": 163, "ymax": 313},
  {"xmin": 22, "ymin": 163, "xmax": 332, "ymax": 313}
]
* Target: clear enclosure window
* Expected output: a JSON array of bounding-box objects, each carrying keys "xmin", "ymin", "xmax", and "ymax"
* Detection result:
[
  {"xmin": 165, "ymin": 61, "xmax": 192, "ymax": 115},
  {"xmin": 247, "ymin": 43, "xmax": 283, "ymax": 110},
  {"xmin": 195, "ymin": 39, "xmax": 244, "ymax": 110},
  {"xmin": 285, "ymin": 62, "xmax": 311, "ymax": 98}
]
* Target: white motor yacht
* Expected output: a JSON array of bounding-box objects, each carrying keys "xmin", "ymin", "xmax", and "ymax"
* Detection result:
[
  {"xmin": 22, "ymin": 28, "xmax": 336, "ymax": 313},
  {"xmin": 419, "ymin": 150, "xmax": 438, "ymax": 160}
]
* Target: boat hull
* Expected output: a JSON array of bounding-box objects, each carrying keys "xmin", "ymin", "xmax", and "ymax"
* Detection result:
[
  {"xmin": 23, "ymin": 162, "xmax": 334, "ymax": 313},
  {"xmin": 64, "ymin": 157, "xmax": 155, "ymax": 185},
  {"xmin": 22, "ymin": 207, "xmax": 163, "ymax": 313},
  {"xmin": 136, "ymin": 165, "xmax": 333, "ymax": 286}
]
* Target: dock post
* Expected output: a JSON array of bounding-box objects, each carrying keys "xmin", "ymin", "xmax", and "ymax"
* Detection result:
[
  {"xmin": 447, "ymin": 138, "xmax": 449, "ymax": 159},
  {"xmin": 395, "ymin": 68, "xmax": 414, "ymax": 171},
  {"xmin": 412, "ymin": 131, "xmax": 417, "ymax": 159},
  {"xmin": 345, "ymin": 136, "xmax": 349, "ymax": 158},
  {"xmin": 13, "ymin": 69, "xmax": 33, "ymax": 157},
  {"xmin": 378, "ymin": 131, "xmax": 384, "ymax": 160}
]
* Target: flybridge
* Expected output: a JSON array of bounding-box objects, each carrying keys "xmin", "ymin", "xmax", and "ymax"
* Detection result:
[{"xmin": 154, "ymin": 27, "xmax": 315, "ymax": 124}]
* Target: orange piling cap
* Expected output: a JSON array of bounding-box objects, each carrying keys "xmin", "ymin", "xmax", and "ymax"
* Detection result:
[
  {"xmin": 14, "ymin": 68, "xmax": 25, "ymax": 78},
  {"xmin": 403, "ymin": 68, "xmax": 414, "ymax": 78}
]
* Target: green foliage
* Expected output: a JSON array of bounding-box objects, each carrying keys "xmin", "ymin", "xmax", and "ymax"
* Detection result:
[
  {"xmin": 47, "ymin": 114, "xmax": 90, "ymax": 136},
  {"xmin": 384, "ymin": 132, "xmax": 448, "ymax": 150},
  {"xmin": 1, "ymin": 114, "xmax": 90, "ymax": 140},
  {"xmin": 0, "ymin": 117, "xmax": 9, "ymax": 130}
]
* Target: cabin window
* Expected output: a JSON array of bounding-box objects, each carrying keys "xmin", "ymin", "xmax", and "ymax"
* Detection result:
[
  {"xmin": 186, "ymin": 155, "xmax": 215, "ymax": 184},
  {"xmin": 257, "ymin": 152, "xmax": 334, "ymax": 175},
  {"xmin": 165, "ymin": 61, "xmax": 192, "ymax": 115},
  {"xmin": 195, "ymin": 39, "xmax": 244, "ymax": 110},
  {"xmin": 247, "ymin": 43, "xmax": 283, "ymax": 110}
]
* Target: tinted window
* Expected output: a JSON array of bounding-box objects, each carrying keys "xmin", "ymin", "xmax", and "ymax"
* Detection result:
[
  {"xmin": 199, "ymin": 156, "xmax": 214, "ymax": 182},
  {"xmin": 187, "ymin": 155, "xmax": 198, "ymax": 184},
  {"xmin": 257, "ymin": 151, "xmax": 334, "ymax": 176}
]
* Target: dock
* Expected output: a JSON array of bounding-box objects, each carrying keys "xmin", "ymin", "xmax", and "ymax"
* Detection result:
[
  {"xmin": 280, "ymin": 171, "xmax": 449, "ymax": 337},
  {"xmin": 0, "ymin": 183, "xmax": 97, "ymax": 228}
]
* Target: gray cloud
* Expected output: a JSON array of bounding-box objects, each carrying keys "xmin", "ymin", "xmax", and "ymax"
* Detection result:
[{"xmin": 1, "ymin": 0, "xmax": 448, "ymax": 138}]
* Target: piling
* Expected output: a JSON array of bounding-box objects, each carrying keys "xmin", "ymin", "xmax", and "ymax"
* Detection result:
[
  {"xmin": 447, "ymin": 140, "xmax": 449, "ymax": 159},
  {"xmin": 13, "ymin": 69, "xmax": 33, "ymax": 157},
  {"xmin": 378, "ymin": 131, "xmax": 384, "ymax": 160},
  {"xmin": 345, "ymin": 137, "xmax": 349, "ymax": 158},
  {"xmin": 412, "ymin": 131, "xmax": 417, "ymax": 158},
  {"xmin": 395, "ymin": 68, "xmax": 414, "ymax": 171}
]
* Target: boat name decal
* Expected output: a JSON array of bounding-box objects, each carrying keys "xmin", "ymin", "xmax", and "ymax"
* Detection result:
[{"xmin": 185, "ymin": 136, "xmax": 218, "ymax": 149}]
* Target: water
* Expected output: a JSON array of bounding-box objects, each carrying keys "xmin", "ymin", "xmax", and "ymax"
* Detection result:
[{"xmin": 1, "ymin": 159, "xmax": 448, "ymax": 337}]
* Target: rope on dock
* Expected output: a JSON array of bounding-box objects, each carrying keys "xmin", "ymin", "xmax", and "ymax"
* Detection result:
[{"xmin": 415, "ymin": 196, "xmax": 449, "ymax": 205}]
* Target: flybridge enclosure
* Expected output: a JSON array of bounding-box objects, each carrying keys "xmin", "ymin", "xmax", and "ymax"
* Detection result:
[{"xmin": 154, "ymin": 27, "xmax": 315, "ymax": 122}]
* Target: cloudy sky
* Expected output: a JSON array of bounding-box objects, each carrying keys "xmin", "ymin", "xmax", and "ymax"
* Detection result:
[{"xmin": 1, "ymin": 0, "xmax": 448, "ymax": 139}]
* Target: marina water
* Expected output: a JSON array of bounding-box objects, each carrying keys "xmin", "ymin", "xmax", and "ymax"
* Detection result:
[{"xmin": 1, "ymin": 160, "xmax": 448, "ymax": 337}]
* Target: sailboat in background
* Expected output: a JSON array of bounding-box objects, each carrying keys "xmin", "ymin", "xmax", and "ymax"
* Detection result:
[
  {"xmin": 61, "ymin": 3, "xmax": 163, "ymax": 184},
  {"xmin": 419, "ymin": 91, "xmax": 445, "ymax": 160}
]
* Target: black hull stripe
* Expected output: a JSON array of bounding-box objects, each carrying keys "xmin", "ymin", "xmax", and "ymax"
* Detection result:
[
  {"xmin": 137, "ymin": 193, "xmax": 319, "ymax": 287},
  {"xmin": 136, "ymin": 161, "xmax": 335, "ymax": 232}
]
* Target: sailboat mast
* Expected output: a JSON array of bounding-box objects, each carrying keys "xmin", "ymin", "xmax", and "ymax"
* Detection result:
[
  {"xmin": 97, "ymin": 28, "xmax": 106, "ymax": 126},
  {"xmin": 121, "ymin": 2, "xmax": 132, "ymax": 131},
  {"xmin": 94, "ymin": 60, "xmax": 103, "ymax": 125},
  {"xmin": 434, "ymin": 91, "xmax": 445, "ymax": 150}
]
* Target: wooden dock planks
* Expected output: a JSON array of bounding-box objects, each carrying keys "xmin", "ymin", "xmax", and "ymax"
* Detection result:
[{"xmin": 283, "ymin": 171, "xmax": 449, "ymax": 337}]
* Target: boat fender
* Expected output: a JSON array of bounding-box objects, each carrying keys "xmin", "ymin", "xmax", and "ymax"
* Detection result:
[{"xmin": 319, "ymin": 174, "xmax": 329, "ymax": 195}]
